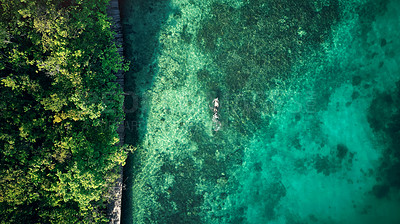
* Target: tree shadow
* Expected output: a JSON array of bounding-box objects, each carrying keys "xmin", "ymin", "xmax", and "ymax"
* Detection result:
[{"xmin": 119, "ymin": 0, "xmax": 172, "ymax": 223}]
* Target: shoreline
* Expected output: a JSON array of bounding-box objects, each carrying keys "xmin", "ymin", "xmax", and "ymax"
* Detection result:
[{"xmin": 106, "ymin": 0, "xmax": 125, "ymax": 223}]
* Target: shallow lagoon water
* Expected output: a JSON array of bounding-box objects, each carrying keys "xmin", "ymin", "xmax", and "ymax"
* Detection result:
[{"xmin": 120, "ymin": 0, "xmax": 400, "ymax": 223}]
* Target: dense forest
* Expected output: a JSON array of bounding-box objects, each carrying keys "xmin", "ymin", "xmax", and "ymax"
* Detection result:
[{"xmin": 0, "ymin": 0, "xmax": 129, "ymax": 223}]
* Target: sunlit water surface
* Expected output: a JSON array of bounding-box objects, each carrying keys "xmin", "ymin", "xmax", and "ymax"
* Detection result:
[{"xmin": 120, "ymin": 0, "xmax": 400, "ymax": 223}]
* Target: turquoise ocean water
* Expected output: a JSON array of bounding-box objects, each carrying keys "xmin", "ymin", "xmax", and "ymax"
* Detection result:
[{"xmin": 120, "ymin": 0, "xmax": 400, "ymax": 223}]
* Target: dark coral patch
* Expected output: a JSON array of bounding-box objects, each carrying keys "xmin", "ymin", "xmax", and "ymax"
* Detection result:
[
  {"xmin": 336, "ymin": 144, "xmax": 349, "ymax": 160},
  {"xmin": 196, "ymin": 0, "xmax": 340, "ymax": 135}
]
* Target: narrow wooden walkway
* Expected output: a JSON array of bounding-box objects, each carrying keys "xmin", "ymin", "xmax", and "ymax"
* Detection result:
[{"xmin": 106, "ymin": 0, "xmax": 124, "ymax": 223}]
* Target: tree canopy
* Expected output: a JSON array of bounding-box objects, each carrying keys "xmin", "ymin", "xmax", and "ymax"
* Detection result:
[{"xmin": 0, "ymin": 0, "xmax": 128, "ymax": 223}]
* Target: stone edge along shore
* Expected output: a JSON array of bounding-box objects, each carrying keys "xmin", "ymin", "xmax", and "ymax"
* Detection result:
[{"xmin": 106, "ymin": 0, "xmax": 125, "ymax": 223}]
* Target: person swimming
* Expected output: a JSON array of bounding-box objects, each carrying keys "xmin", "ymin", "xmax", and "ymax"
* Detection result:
[
  {"xmin": 212, "ymin": 97, "xmax": 219, "ymax": 112},
  {"xmin": 212, "ymin": 113, "xmax": 219, "ymax": 123},
  {"xmin": 211, "ymin": 98, "xmax": 221, "ymax": 131}
]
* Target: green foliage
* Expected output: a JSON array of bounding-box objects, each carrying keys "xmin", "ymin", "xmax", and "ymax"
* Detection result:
[{"xmin": 0, "ymin": 0, "xmax": 129, "ymax": 223}]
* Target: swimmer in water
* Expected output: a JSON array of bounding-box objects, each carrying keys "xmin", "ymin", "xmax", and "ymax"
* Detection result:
[
  {"xmin": 212, "ymin": 98, "xmax": 219, "ymax": 112},
  {"xmin": 212, "ymin": 113, "xmax": 219, "ymax": 123},
  {"xmin": 211, "ymin": 98, "xmax": 221, "ymax": 131},
  {"xmin": 212, "ymin": 97, "xmax": 219, "ymax": 108}
]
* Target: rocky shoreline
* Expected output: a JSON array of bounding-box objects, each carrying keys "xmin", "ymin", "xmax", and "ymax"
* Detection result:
[{"xmin": 106, "ymin": 0, "xmax": 124, "ymax": 223}]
